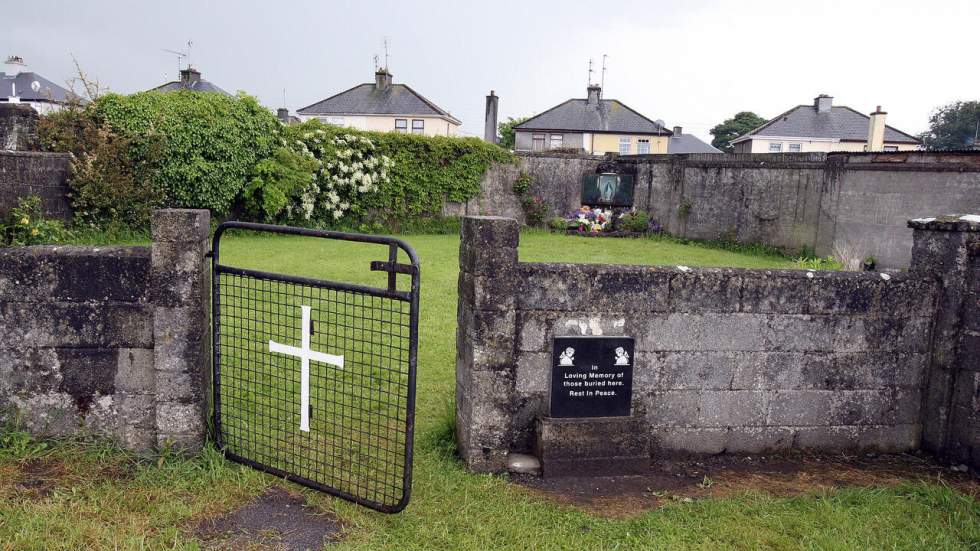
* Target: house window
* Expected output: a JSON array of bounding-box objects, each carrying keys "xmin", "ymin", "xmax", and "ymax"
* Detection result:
[
  {"xmin": 395, "ymin": 119, "xmax": 407, "ymax": 133},
  {"xmin": 883, "ymin": 145, "xmax": 898, "ymax": 152},
  {"xmin": 788, "ymin": 143, "xmax": 802, "ymax": 152},
  {"xmin": 411, "ymin": 119, "xmax": 425, "ymax": 135},
  {"xmin": 619, "ymin": 137, "xmax": 631, "ymax": 155},
  {"xmin": 769, "ymin": 142, "xmax": 783, "ymax": 153},
  {"xmin": 532, "ymin": 134, "xmax": 546, "ymax": 151},
  {"xmin": 549, "ymin": 134, "xmax": 563, "ymax": 149},
  {"xmin": 323, "ymin": 116, "xmax": 345, "ymax": 126},
  {"xmin": 637, "ymin": 139, "xmax": 651, "ymax": 154}
]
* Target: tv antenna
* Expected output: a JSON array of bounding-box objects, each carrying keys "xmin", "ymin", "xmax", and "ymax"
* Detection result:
[
  {"xmin": 374, "ymin": 54, "xmax": 380, "ymax": 72},
  {"xmin": 163, "ymin": 40, "xmax": 193, "ymax": 74},
  {"xmin": 383, "ymin": 37, "xmax": 390, "ymax": 70},
  {"xmin": 601, "ymin": 54, "xmax": 608, "ymax": 89},
  {"xmin": 587, "ymin": 58, "xmax": 594, "ymax": 86}
]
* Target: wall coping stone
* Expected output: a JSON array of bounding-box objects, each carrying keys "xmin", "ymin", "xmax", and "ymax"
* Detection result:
[{"xmin": 908, "ymin": 215, "xmax": 980, "ymax": 232}]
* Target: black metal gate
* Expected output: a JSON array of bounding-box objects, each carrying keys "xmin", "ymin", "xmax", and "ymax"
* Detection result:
[{"xmin": 211, "ymin": 222, "xmax": 419, "ymax": 513}]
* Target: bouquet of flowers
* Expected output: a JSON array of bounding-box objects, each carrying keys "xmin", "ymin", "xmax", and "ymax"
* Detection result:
[{"xmin": 568, "ymin": 206, "xmax": 613, "ymax": 233}]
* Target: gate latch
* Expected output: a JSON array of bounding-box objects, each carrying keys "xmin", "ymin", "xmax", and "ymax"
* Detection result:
[{"xmin": 370, "ymin": 261, "xmax": 418, "ymax": 276}]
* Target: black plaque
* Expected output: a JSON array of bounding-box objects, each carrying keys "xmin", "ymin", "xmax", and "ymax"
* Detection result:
[{"xmin": 550, "ymin": 336, "xmax": 634, "ymax": 418}]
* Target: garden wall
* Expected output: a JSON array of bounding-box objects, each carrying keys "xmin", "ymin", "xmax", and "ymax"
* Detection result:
[
  {"xmin": 0, "ymin": 209, "xmax": 211, "ymax": 453},
  {"xmin": 455, "ymin": 215, "xmax": 980, "ymax": 473},
  {"xmin": 462, "ymin": 151, "xmax": 980, "ymax": 268},
  {"xmin": 0, "ymin": 150, "xmax": 72, "ymax": 220}
]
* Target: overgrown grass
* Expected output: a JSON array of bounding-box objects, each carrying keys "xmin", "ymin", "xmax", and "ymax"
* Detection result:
[{"xmin": 0, "ymin": 232, "xmax": 971, "ymax": 550}]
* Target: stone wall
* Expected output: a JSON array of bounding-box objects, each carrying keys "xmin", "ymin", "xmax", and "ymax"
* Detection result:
[
  {"xmin": 466, "ymin": 151, "xmax": 980, "ymax": 268},
  {"xmin": 455, "ymin": 215, "xmax": 979, "ymax": 473},
  {"xmin": 0, "ymin": 104, "xmax": 40, "ymax": 151},
  {"xmin": 0, "ymin": 209, "xmax": 211, "ymax": 453},
  {"xmin": 0, "ymin": 150, "xmax": 72, "ymax": 220}
]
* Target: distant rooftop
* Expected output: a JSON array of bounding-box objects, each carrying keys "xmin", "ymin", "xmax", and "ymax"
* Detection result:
[
  {"xmin": 1, "ymin": 55, "xmax": 74, "ymax": 103},
  {"xmin": 733, "ymin": 95, "xmax": 920, "ymax": 144},
  {"xmin": 668, "ymin": 126, "xmax": 722, "ymax": 154},
  {"xmin": 515, "ymin": 85, "xmax": 671, "ymax": 135},
  {"xmin": 297, "ymin": 70, "xmax": 460, "ymax": 125},
  {"xmin": 151, "ymin": 67, "xmax": 229, "ymax": 95}
]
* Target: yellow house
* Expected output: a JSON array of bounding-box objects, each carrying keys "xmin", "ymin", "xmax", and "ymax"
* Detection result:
[
  {"xmin": 513, "ymin": 85, "xmax": 671, "ymax": 155},
  {"xmin": 296, "ymin": 69, "xmax": 461, "ymax": 137}
]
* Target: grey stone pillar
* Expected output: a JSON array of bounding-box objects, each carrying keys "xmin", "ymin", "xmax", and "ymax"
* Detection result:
[
  {"xmin": 456, "ymin": 216, "xmax": 520, "ymax": 472},
  {"xmin": 909, "ymin": 215, "xmax": 980, "ymax": 469},
  {"xmin": 151, "ymin": 209, "xmax": 211, "ymax": 452}
]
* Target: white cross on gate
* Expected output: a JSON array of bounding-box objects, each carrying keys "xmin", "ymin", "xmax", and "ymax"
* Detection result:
[{"xmin": 269, "ymin": 305, "xmax": 344, "ymax": 432}]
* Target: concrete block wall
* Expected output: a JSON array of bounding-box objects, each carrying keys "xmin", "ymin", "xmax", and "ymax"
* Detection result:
[
  {"xmin": 455, "ymin": 215, "xmax": 976, "ymax": 473},
  {"xmin": 0, "ymin": 209, "xmax": 211, "ymax": 453},
  {"xmin": 468, "ymin": 151, "xmax": 980, "ymax": 269},
  {"xmin": 0, "ymin": 150, "xmax": 72, "ymax": 220}
]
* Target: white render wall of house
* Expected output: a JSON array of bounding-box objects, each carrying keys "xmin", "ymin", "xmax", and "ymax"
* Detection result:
[
  {"xmin": 744, "ymin": 138, "xmax": 918, "ymax": 153},
  {"xmin": 297, "ymin": 114, "xmax": 459, "ymax": 137}
]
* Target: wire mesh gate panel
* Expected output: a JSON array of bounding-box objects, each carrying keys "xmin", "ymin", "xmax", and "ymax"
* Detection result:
[{"xmin": 211, "ymin": 222, "xmax": 419, "ymax": 513}]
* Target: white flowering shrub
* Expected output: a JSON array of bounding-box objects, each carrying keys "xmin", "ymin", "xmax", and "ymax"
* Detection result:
[{"xmin": 285, "ymin": 129, "xmax": 393, "ymax": 222}]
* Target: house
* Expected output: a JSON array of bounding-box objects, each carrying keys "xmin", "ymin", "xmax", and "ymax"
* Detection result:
[
  {"xmin": 296, "ymin": 69, "xmax": 461, "ymax": 137},
  {"xmin": 0, "ymin": 55, "xmax": 76, "ymax": 114},
  {"xmin": 512, "ymin": 84, "xmax": 672, "ymax": 155},
  {"xmin": 668, "ymin": 126, "xmax": 722, "ymax": 154},
  {"xmin": 150, "ymin": 67, "xmax": 229, "ymax": 95},
  {"xmin": 730, "ymin": 95, "xmax": 920, "ymax": 153}
]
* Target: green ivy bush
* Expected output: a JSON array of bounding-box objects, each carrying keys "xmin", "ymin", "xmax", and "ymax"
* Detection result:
[
  {"xmin": 275, "ymin": 120, "xmax": 514, "ymax": 226},
  {"xmin": 93, "ymin": 91, "xmax": 280, "ymax": 214}
]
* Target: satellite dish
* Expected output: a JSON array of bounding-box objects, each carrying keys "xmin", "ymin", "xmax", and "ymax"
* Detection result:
[{"xmin": 31, "ymin": 81, "xmax": 40, "ymax": 92}]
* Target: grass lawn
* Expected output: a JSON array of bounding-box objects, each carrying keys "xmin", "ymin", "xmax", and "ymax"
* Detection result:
[{"xmin": 1, "ymin": 231, "xmax": 976, "ymax": 550}]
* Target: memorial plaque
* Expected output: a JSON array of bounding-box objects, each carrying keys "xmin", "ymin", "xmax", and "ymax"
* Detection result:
[{"xmin": 550, "ymin": 336, "xmax": 633, "ymax": 418}]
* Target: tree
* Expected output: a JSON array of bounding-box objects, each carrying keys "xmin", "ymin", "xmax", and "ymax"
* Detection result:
[
  {"xmin": 498, "ymin": 116, "xmax": 529, "ymax": 150},
  {"xmin": 919, "ymin": 101, "xmax": 980, "ymax": 150},
  {"xmin": 709, "ymin": 111, "xmax": 767, "ymax": 153}
]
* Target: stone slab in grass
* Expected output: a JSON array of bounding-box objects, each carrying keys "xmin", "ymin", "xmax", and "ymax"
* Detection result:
[{"xmin": 195, "ymin": 487, "xmax": 342, "ymax": 550}]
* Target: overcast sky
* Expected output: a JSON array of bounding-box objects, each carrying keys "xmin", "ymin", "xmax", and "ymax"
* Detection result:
[{"xmin": 5, "ymin": 0, "xmax": 979, "ymax": 141}]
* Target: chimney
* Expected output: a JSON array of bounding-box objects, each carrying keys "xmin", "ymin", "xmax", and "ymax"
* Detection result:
[
  {"xmin": 484, "ymin": 90, "xmax": 499, "ymax": 144},
  {"xmin": 277, "ymin": 108, "xmax": 290, "ymax": 123},
  {"xmin": 673, "ymin": 126, "xmax": 682, "ymax": 135},
  {"xmin": 375, "ymin": 69, "xmax": 392, "ymax": 91},
  {"xmin": 866, "ymin": 105, "xmax": 887, "ymax": 151},
  {"xmin": 180, "ymin": 67, "xmax": 201, "ymax": 88},
  {"xmin": 587, "ymin": 84, "xmax": 601, "ymax": 105},
  {"xmin": 814, "ymin": 94, "xmax": 833, "ymax": 113},
  {"xmin": 3, "ymin": 55, "xmax": 26, "ymax": 76}
]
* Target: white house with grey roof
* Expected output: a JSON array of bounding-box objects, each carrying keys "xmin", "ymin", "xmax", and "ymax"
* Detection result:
[
  {"xmin": 0, "ymin": 55, "xmax": 76, "ymax": 114},
  {"xmin": 730, "ymin": 95, "xmax": 921, "ymax": 153},
  {"xmin": 296, "ymin": 69, "xmax": 461, "ymax": 137},
  {"xmin": 513, "ymin": 84, "xmax": 673, "ymax": 155}
]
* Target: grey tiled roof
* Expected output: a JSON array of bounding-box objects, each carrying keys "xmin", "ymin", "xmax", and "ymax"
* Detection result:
[
  {"xmin": 669, "ymin": 133, "xmax": 721, "ymax": 154},
  {"xmin": 737, "ymin": 105, "xmax": 919, "ymax": 143},
  {"xmin": 297, "ymin": 83, "xmax": 460, "ymax": 124},
  {"xmin": 514, "ymin": 98, "xmax": 670, "ymax": 134},
  {"xmin": 151, "ymin": 79, "xmax": 229, "ymax": 95},
  {"xmin": 0, "ymin": 71, "xmax": 73, "ymax": 102}
]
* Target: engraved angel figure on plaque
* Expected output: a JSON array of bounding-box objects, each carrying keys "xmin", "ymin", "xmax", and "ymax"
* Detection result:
[
  {"xmin": 559, "ymin": 347, "xmax": 575, "ymax": 366},
  {"xmin": 614, "ymin": 346, "xmax": 630, "ymax": 366}
]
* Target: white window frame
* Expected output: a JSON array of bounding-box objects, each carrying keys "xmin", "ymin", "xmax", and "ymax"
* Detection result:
[
  {"xmin": 532, "ymin": 133, "xmax": 546, "ymax": 151},
  {"xmin": 411, "ymin": 119, "xmax": 425, "ymax": 135},
  {"xmin": 395, "ymin": 119, "xmax": 408, "ymax": 133},
  {"xmin": 883, "ymin": 145, "xmax": 898, "ymax": 152},
  {"xmin": 549, "ymin": 134, "xmax": 563, "ymax": 149},
  {"xmin": 619, "ymin": 136, "xmax": 631, "ymax": 155},
  {"xmin": 769, "ymin": 142, "xmax": 783, "ymax": 153},
  {"xmin": 637, "ymin": 139, "xmax": 651, "ymax": 154},
  {"xmin": 788, "ymin": 143, "xmax": 802, "ymax": 152}
]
